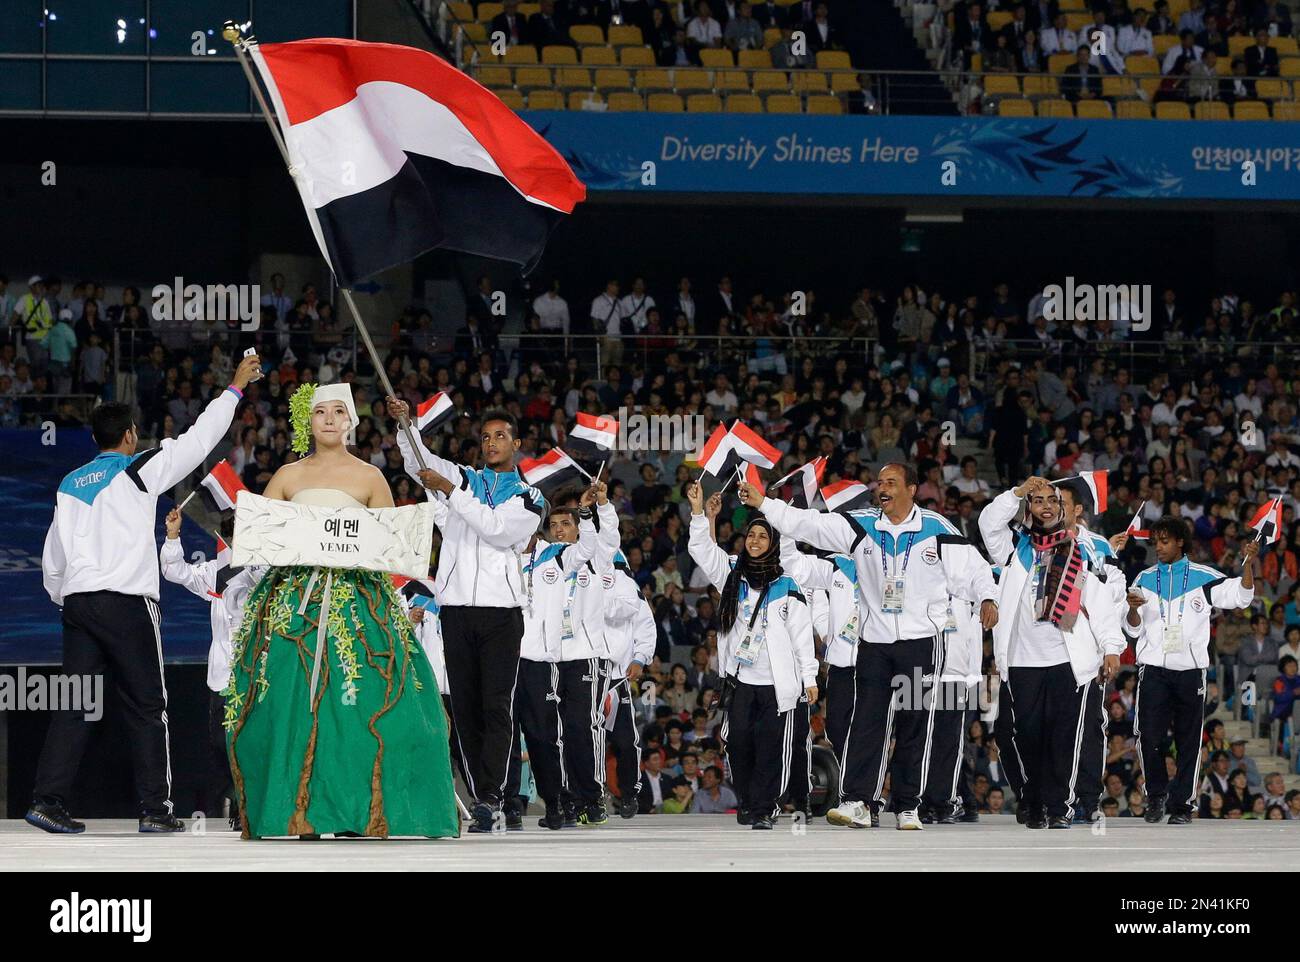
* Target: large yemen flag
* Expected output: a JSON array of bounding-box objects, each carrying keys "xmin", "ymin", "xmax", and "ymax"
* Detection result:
[{"xmin": 250, "ymin": 38, "xmax": 586, "ymax": 285}]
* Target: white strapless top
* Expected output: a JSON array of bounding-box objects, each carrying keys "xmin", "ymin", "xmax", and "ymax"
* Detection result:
[{"xmin": 290, "ymin": 487, "xmax": 366, "ymax": 509}]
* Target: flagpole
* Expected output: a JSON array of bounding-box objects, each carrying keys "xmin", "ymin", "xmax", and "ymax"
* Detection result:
[
  {"xmin": 223, "ymin": 22, "xmax": 428, "ymax": 471},
  {"xmin": 176, "ymin": 489, "xmax": 199, "ymax": 511}
]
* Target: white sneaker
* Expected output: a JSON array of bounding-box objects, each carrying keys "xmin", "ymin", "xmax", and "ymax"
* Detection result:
[
  {"xmin": 896, "ymin": 809, "xmax": 924, "ymax": 830},
  {"xmin": 826, "ymin": 800, "xmax": 872, "ymax": 828}
]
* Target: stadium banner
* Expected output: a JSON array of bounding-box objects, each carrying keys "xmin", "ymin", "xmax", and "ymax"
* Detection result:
[{"xmin": 523, "ymin": 111, "xmax": 1300, "ymax": 200}]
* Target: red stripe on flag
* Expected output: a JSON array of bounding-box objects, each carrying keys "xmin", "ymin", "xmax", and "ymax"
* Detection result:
[{"xmin": 728, "ymin": 421, "xmax": 780, "ymax": 468}]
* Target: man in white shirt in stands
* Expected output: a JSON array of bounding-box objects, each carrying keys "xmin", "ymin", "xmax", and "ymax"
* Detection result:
[
  {"xmin": 1041, "ymin": 13, "xmax": 1078, "ymax": 56},
  {"xmin": 687, "ymin": 0, "xmax": 724, "ymax": 48},
  {"xmin": 1162, "ymin": 29, "xmax": 1203, "ymax": 73},
  {"xmin": 618, "ymin": 276, "xmax": 656, "ymax": 333},
  {"xmin": 1118, "ymin": 8, "xmax": 1155, "ymax": 56},
  {"xmin": 590, "ymin": 278, "xmax": 626, "ymax": 367},
  {"xmin": 533, "ymin": 279, "xmax": 570, "ymax": 337}
]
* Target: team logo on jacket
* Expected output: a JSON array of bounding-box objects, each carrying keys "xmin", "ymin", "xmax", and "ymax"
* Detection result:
[
  {"xmin": 922, "ymin": 546, "xmax": 939, "ymax": 565},
  {"xmin": 542, "ymin": 568, "xmax": 559, "ymax": 584},
  {"xmin": 833, "ymin": 578, "xmax": 846, "ymax": 589},
  {"xmin": 602, "ymin": 573, "xmax": 615, "ymax": 589},
  {"xmin": 1191, "ymin": 596, "xmax": 1204, "ymax": 613},
  {"xmin": 577, "ymin": 571, "xmax": 591, "ymax": 588},
  {"xmin": 779, "ymin": 602, "xmax": 789, "ymax": 620}
]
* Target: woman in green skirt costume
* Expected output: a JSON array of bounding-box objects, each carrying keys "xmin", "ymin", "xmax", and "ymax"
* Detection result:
[{"xmin": 224, "ymin": 383, "xmax": 459, "ymax": 839}]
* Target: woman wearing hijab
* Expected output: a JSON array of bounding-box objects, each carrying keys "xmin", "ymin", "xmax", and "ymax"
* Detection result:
[{"xmin": 687, "ymin": 481, "xmax": 817, "ymax": 830}]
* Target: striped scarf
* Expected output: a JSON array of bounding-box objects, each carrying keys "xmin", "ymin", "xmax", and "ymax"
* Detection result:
[{"xmin": 1030, "ymin": 526, "xmax": 1085, "ymax": 630}]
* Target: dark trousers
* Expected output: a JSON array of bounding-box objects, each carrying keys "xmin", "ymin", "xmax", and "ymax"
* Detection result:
[
  {"xmin": 850, "ymin": 637, "xmax": 939, "ymax": 813},
  {"xmin": 722, "ymin": 681, "xmax": 793, "ymax": 818},
  {"xmin": 33, "ymin": 591, "xmax": 173, "ymax": 815},
  {"xmin": 781, "ymin": 699, "xmax": 812, "ymax": 808},
  {"xmin": 1135, "ymin": 664, "xmax": 1206, "ymax": 815},
  {"xmin": 556, "ymin": 657, "xmax": 605, "ymax": 806},
  {"xmin": 440, "ymin": 605, "xmax": 524, "ymax": 806},
  {"xmin": 923, "ymin": 681, "xmax": 970, "ymax": 814},
  {"xmin": 824, "ymin": 663, "xmax": 856, "ymax": 764},
  {"xmin": 1074, "ymin": 679, "xmax": 1108, "ymax": 814},
  {"xmin": 514, "ymin": 658, "xmax": 565, "ymax": 807},
  {"xmin": 606, "ymin": 677, "xmax": 642, "ymax": 800},
  {"xmin": 202, "ymin": 690, "xmax": 234, "ymax": 817},
  {"xmin": 999, "ymin": 664, "xmax": 1089, "ymax": 819}
]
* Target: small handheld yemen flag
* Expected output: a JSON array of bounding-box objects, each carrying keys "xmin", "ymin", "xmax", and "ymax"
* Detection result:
[
  {"xmin": 209, "ymin": 536, "xmax": 234, "ymax": 599},
  {"xmin": 1125, "ymin": 501, "xmax": 1150, "ymax": 540},
  {"xmin": 1056, "ymin": 470, "xmax": 1109, "ymax": 514},
  {"xmin": 727, "ymin": 421, "xmax": 781, "ymax": 470},
  {"xmin": 569, "ymin": 412, "xmax": 620, "ymax": 457},
  {"xmin": 772, "ymin": 456, "xmax": 826, "ymax": 509},
  {"xmin": 821, "ymin": 479, "xmax": 874, "ymax": 513},
  {"xmin": 736, "ymin": 462, "xmax": 764, "ymax": 489},
  {"xmin": 199, "ymin": 460, "xmax": 247, "ymax": 514},
  {"xmin": 1247, "ymin": 497, "xmax": 1284, "ymax": 545},
  {"xmin": 415, "ymin": 392, "xmax": 455, "ymax": 437},
  {"xmin": 694, "ymin": 423, "xmax": 736, "ymax": 478},
  {"xmin": 248, "ymin": 38, "xmax": 586, "ymax": 285},
  {"xmin": 519, "ymin": 448, "xmax": 587, "ymax": 497}
]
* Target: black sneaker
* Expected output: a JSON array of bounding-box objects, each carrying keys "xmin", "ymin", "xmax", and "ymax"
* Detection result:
[
  {"xmin": 139, "ymin": 813, "xmax": 185, "ymax": 833},
  {"xmin": 1144, "ymin": 796, "xmax": 1167, "ymax": 824},
  {"xmin": 618, "ymin": 794, "xmax": 638, "ymax": 819},
  {"xmin": 919, "ymin": 806, "xmax": 938, "ymax": 825},
  {"xmin": 467, "ymin": 802, "xmax": 497, "ymax": 834},
  {"xmin": 25, "ymin": 801, "xmax": 85, "ymax": 835},
  {"xmin": 736, "ymin": 809, "xmax": 753, "ymax": 826},
  {"xmin": 538, "ymin": 804, "xmax": 564, "ymax": 831},
  {"xmin": 1026, "ymin": 811, "xmax": 1048, "ymax": 830},
  {"xmin": 870, "ymin": 807, "xmax": 881, "ymax": 828},
  {"xmin": 750, "ymin": 814, "xmax": 775, "ymax": 830},
  {"xmin": 1072, "ymin": 806, "xmax": 1095, "ymax": 825},
  {"xmin": 1047, "ymin": 815, "xmax": 1072, "ymax": 829},
  {"xmin": 957, "ymin": 808, "xmax": 980, "ymax": 823},
  {"xmin": 562, "ymin": 801, "xmax": 579, "ymax": 828},
  {"xmin": 1167, "ymin": 810, "xmax": 1193, "ymax": 825},
  {"xmin": 578, "ymin": 803, "xmax": 608, "ymax": 826},
  {"xmin": 504, "ymin": 807, "xmax": 524, "ymax": 832}
]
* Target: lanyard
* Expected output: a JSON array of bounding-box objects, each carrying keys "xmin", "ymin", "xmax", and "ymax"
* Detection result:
[
  {"xmin": 525, "ymin": 542, "xmax": 538, "ymax": 610},
  {"xmin": 1155, "ymin": 560, "xmax": 1190, "ymax": 626},
  {"xmin": 483, "ymin": 470, "xmax": 498, "ymax": 508},
  {"xmin": 880, "ymin": 529, "xmax": 917, "ymax": 580},
  {"xmin": 739, "ymin": 581, "xmax": 771, "ymax": 635}
]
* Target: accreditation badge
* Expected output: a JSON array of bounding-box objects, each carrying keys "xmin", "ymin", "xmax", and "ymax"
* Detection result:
[
  {"xmin": 882, "ymin": 576, "xmax": 906, "ymax": 613},
  {"xmin": 1162, "ymin": 624, "xmax": 1184, "ymax": 653}
]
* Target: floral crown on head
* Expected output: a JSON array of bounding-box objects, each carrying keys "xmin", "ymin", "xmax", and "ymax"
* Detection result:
[{"xmin": 289, "ymin": 382, "xmax": 317, "ymax": 454}]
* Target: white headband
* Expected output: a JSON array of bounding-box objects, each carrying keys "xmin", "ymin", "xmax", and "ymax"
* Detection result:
[{"xmin": 311, "ymin": 383, "xmax": 358, "ymax": 446}]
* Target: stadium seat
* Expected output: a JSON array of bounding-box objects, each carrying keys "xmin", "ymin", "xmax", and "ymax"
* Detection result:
[
  {"xmin": 1101, "ymin": 75, "xmax": 1136, "ymax": 99},
  {"xmin": 983, "ymin": 75, "xmax": 1021, "ymax": 96},
  {"xmin": 830, "ymin": 71, "xmax": 860, "ymax": 94},
  {"xmin": 478, "ymin": 2, "xmax": 503, "ymax": 22},
  {"xmin": 1274, "ymin": 101, "xmax": 1300, "ymax": 119},
  {"xmin": 673, "ymin": 69, "xmax": 714, "ymax": 91},
  {"xmin": 620, "ymin": 46, "xmax": 656, "ymax": 67},
  {"xmin": 1228, "ymin": 36, "xmax": 1253, "ymax": 56},
  {"xmin": 700, "ymin": 49, "xmax": 735, "ymax": 68},
  {"xmin": 1153, "ymin": 35, "xmax": 1178, "ymax": 57},
  {"xmin": 1254, "ymin": 78, "xmax": 1289, "ymax": 100},
  {"xmin": 461, "ymin": 23, "xmax": 488, "ymax": 44},
  {"xmin": 687, "ymin": 93, "xmax": 724, "ymax": 112},
  {"xmin": 594, "ymin": 68, "xmax": 633, "ymax": 92},
  {"xmin": 502, "ymin": 45, "xmax": 538, "ymax": 64},
  {"xmin": 763, "ymin": 27, "xmax": 782, "ymax": 48},
  {"xmin": 1057, "ymin": 0, "xmax": 1087, "ymax": 9},
  {"xmin": 636, "ymin": 69, "xmax": 674, "ymax": 91},
  {"xmin": 987, "ymin": 11, "xmax": 1014, "ymax": 30},
  {"xmin": 1065, "ymin": 12, "xmax": 1091, "ymax": 30},
  {"xmin": 555, "ymin": 67, "xmax": 592, "ymax": 89},
  {"xmin": 608, "ymin": 25, "xmax": 644, "ymax": 47},
  {"xmin": 792, "ymin": 71, "xmax": 829, "ymax": 94},
  {"xmin": 1275, "ymin": 37, "xmax": 1299, "ymax": 55},
  {"xmin": 1233, "ymin": 100, "xmax": 1270, "ymax": 120},
  {"xmin": 568, "ymin": 91, "xmax": 604, "ymax": 110},
  {"xmin": 605, "ymin": 91, "xmax": 645, "ymax": 111},
  {"xmin": 806, "ymin": 95, "xmax": 843, "ymax": 114},
  {"xmin": 752, "ymin": 71, "xmax": 790, "ymax": 93},
  {"xmin": 1194, "ymin": 100, "xmax": 1229, "ymax": 120},
  {"xmin": 816, "ymin": 51, "xmax": 852, "ymax": 70},
  {"xmin": 647, "ymin": 92, "xmax": 684, "ymax": 112},
  {"xmin": 568, "ymin": 24, "xmax": 605, "ymax": 45},
  {"xmin": 477, "ymin": 65, "xmax": 512, "ymax": 87},
  {"xmin": 1116, "ymin": 100, "xmax": 1153, "ymax": 119},
  {"xmin": 1023, "ymin": 74, "xmax": 1060, "ymax": 98},
  {"xmin": 1166, "ymin": 0, "xmax": 1189, "ymax": 14},
  {"xmin": 1037, "ymin": 98, "xmax": 1074, "ymax": 117},
  {"xmin": 1049, "ymin": 53, "xmax": 1075, "ymax": 73},
  {"xmin": 581, "ymin": 45, "xmax": 618, "ymax": 66},
  {"xmin": 716, "ymin": 70, "xmax": 751, "ymax": 91},
  {"xmin": 738, "ymin": 50, "xmax": 771, "ymax": 68},
  {"xmin": 528, "ymin": 89, "xmax": 564, "ymax": 109},
  {"xmin": 998, "ymin": 98, "xmax": 1035, "ymax": 117},
  {"xmin": 970, "ymin": 53, "xmax": 983, "ymax": 72},
  {"xmin": 1126, "ymin": 55, "xmax": 1159, "ymax": 76},
  {"xmin": 725, "ymin": 93, "xmax": 764, "ymax": 113},
  {"xmin": 514, "ymin": 66, "xmax": 552, "ymax": 90},
  {"xmin": 518, "ymin": 3, "xmax": 539, "ymax": 16},
  {"xmin": 1075, "ymin": 99, "xmax": 1113, "ymax": 118},
  {"xmin": 1282, "ymin": 58, "xmax": 1300, "ymax": 76},
  {"xmin": 1155, "ymin": 101, "xmax": 1191, "ymax": 119},
  {"xmin": 448, "ymin": 1, "xmax": 474, "ymax": 21},
  {"xmin": 542, "ymin": 45, "xmax": 579, "ymax": 65},
  {"xmin": 491, "ymin": 88, "xmax": 525, "ymax": 111},
  {"xmin": 765, "ymin": 93, "xmax": 803, "ymax": 113}
]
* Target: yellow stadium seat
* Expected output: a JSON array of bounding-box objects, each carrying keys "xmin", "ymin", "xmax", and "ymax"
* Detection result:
[
  {"xmin": 687, "ymin": 93, "xmax": 724, "ymax": 112},
  {"xmin": 1023, "ymin": 74, "xmax": 1059, "ymax": 98},
  {"xmin": 987, "ymin": 11, "xmax": 1014, "ymax": 30},
  {"xmin": 1101, "ymin": 75, "xmax": 1136, "ymax": 98},
  {"xmin": 726, "ymin": 93, "xmax": 764, "ymax": 113},
  {"xmin": 1166, "ymin": 0, "xmax": 1190, "ymax": 15},
  {"xmin": 581, "ymin": 45, "xmax": 618, "ymax": 66},
  {"xmin": 1282, "ymin": 58, "xmax": 1300, "ymax": 77},
  {"xmin": 647, "ymin": 92, "xmax": 684, "ymax": 112},
  {"xmin": 1075, "ymin": 99, "xmax": 1113, "ymax": 118},
  {"xmin": 816, "ymin": 51, "xmax": 852, "ymax": 70},
  {"xmin": 763, "ymin": 27, "xmax": 782, "ymax": 48},
  {"xmin": 752, "ymin": 70, "xmax": 790, "ymax": 93},
  {"xmin": 700, "ymin": 49, "xmax": 735, "ymax": 68},
  {"xmin": 1127, "ymin": 55, "xmax": 1159, "ymax": 75},
  {"xmin": 462, "ymin": 21, "xmax": 489, "ymax": 43},
  {"xmin": 513, "ymin": 66, "xmax": 552, "ymax": 90},
  {"xmin": 830, "ymin": 70, "xmax": 860, "ymax": 94},
  {"xmin": 477, "ymin": 65, "xmax": 512, "ymax": 87},
  {"xmin": 555, "ymin": 67, "xmax": 592, "ymax": 89},
  {"xmin": 1275, "ymin": 37, "xmax": 1299, "ymax": 55},
  {"xmin": 568, "ymin": 91, "xmax": 604, "ymax": 110},
  {"xmin": 620, "ymin": 46, "xmax": 656, "ymax": 67},
  {"xmin": 1194, "ymin": 100, "xmax": 1229, "ymax": 120},
  {"xmin": 1155, "ymin": 101, "xmax": 1191, "ymax": 119},
  {"xmin": 1065, "ymin": 12, "xmax": 1091, "ymax": 30},
  {"xmin": 765, "ymin": 93, "xmax": 803, "ymax": 113},
  {"xmin": 491, "ymin": 88, "xmax": 525, "ymax": 110},
  {"xmin": 1255, "ymin": 78, "xmax": 1289, "ymax": 99},
  {"xmin": 1228, "ymin": 36, "xmax": 1252, "ymax": 56},
  {"xmin": 792, "ymin": 71, "xmax": 829, "ymax": 93},
  {"xmin": 1057, "ymin": 0, "xmax": 1086, "ymax": 9},
  {"xmin": 607, "ymin": 25, "xmax": 644, "ymax": 47},
  {"xmin": 1117, "ymin": 100, "xmax": 1153, "ymax": 119},
  {"xmin": 528, "ymin": 89, "xmax": 564, "ymax": 109},
  {"xmin": 1233, "ymin": 100, "xmax": 1270, "ymax": 120},
  {"xmin": 518, "ymin": 3, "xmax": 539, "ymax": 16},
  {"xmin": 738, "ymin": 50, "xmax": 771, "ymax": 68},
  {"xmin": 998, "ymin": 98, "xmax": 1035, "ymax": 117},
  {"xmin": 448, "ymin": 2, "xmax": 474, "ymax": 21},
  {"xmin": 983, "ymin": 74, "xmax": 1021, "ymax": 96},
  {"xmin": 636, "ymin": 68, "xmax": 674, "ymax": 90},
  {"xmin": 606, "ymin": 91, "xmax": 645, "ymax": 111},
  {"xmin": 1153, "ymin": 35, "xmax": 1178, "ymax": 57},
  {"xmin": 478, "ymin": 2, "xmax": 503, "ymax": 22},
  {"xmin": 542, "ymin": 44, "xmax": 579, "ymax": 64},
  {"xmin": 568, "ymin": 24, "xmax": 604, "ymax": 45},
  {"xmin": 502, "ymin": 45, "xmax": 538, "ymax": 64},
  {"xmin": 806, "ymin": 95, "xmax": 842, "ymax": 114},
  {"xmin": 971, "ymin": 53, "xmax": 983, "ymax": 72},
  {"xmin": 1274, "ymin": 101, "xmax": 1300, "ymax": 119},
  {"xmin": 594, "ymin": 68, "xmax": 633, "ymax": 91},
  {"xmin": 673, "ymin": 68, "xmax": 714, "ymax": 90},
  {"xmin": 1037, "ymin": 98, "xmax": 1074, "ymax": 117},
  {"xmin": 1049, "ymin": 53, "xmax": 1075, "ymax": 74},
  {"xmin": 716, "ymin": 70, "xmax": 751, "ymax": 91}
]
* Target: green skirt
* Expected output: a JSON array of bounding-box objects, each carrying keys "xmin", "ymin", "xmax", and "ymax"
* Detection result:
[{"xmin": 225, "ymin": 566, "xmax": 459, "ymax": 839}]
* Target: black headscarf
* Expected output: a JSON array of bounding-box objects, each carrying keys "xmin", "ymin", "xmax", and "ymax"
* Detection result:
[{"xmin": 718, "ymin": 518, "xmax": 783, "ymax": 633}]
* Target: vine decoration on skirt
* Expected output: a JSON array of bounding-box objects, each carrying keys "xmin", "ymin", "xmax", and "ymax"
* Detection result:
[{"xmin": 289, "ymin": 382, "xmax": 318, "ymax": 454}]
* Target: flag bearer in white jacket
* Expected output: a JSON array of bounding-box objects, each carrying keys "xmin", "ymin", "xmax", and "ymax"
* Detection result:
[
  {"xmin": 1125, "ymin": 516, "xmax": 1257, "ymax": 825},
  {"xmin": 688, "ymin": 482, "xmax": 818, "ymax": 830},
  {"xmin": 604, "ymin": 556, "xmax": 657, "ymax": 818},
  {"xmin": 741, "ymin": 463, "xmax": 998, "ymax": 831},
  {"xmin": 979, "ymin": 476, "xmax": 1126, "ymax": 829}
]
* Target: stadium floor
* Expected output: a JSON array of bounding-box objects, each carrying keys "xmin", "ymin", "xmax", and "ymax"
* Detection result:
[{"xmin": 3, "ymin": 815, "xmax": 1297, "ymax": 871}]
